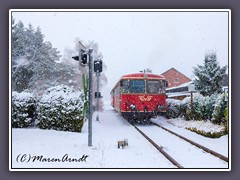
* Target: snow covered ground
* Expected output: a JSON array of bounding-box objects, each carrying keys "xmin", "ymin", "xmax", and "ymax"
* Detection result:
[
  {"xmin": 152, "ymin": 117, "xmax": 228, "ymax": 156},
  {"xmin": 11, "ymin": 102, "xmax": 229, "ymax": 170}
]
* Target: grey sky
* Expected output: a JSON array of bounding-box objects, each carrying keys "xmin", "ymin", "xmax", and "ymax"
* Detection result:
[{"xmin": 12, "ymin": 10, "xmax": 229, "ymax": 98}]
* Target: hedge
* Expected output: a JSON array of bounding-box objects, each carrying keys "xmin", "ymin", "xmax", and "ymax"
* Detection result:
[
  {"xmin": 36, "ymin": 85, "xmax": 84, "ymax": 132},
  {"xmin": 166, "ymin": 93, "xmax": 227, "ymax": 123},
  {"xmin": 12, "ymin": 91, "xmax": 36, "ymax": 128}
]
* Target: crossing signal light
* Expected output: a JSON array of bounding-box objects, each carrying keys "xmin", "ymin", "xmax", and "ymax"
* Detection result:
[{"xmin": 94, "ymin": 60, "xmax": 102, "ymax": 73}]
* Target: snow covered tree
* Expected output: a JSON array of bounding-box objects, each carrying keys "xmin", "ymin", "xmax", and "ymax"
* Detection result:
[
  {"xmin": 193, "ymin": 50, "xmax": 227, "ymax": 96},
  {"xmin": 11, "ymin": 20, "xmax": 62, "ymax": 93},
  {"xmin": 60, "ymin": 47, "xmax": 83, "ymax": 89},
  {"xmin": 12, "ymin": 19, "xmax": 107, "ymax": 111},
  {"xmin": 12, "ymin": 20, "xmax": 26, "ymax": 62}
]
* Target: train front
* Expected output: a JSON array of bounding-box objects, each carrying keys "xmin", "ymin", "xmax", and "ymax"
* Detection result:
[{"xmin": 120, "ymin": 73, "xmax": 167, "ymax": 123}]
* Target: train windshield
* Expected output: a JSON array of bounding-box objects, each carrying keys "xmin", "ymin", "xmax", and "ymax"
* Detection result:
[
  {"xmin": 121, "ymin": 80, "xmax": 129, "ymax": 93},
  {"xmin": 146, "ymin": 80, "xmax": 165, "ymax": 94},
  {"xmin": 129, "ymin": 80, "xmax": 145, "ymax": 93}
]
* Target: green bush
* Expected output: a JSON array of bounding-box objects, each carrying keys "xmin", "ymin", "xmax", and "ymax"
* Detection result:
[
  {"xmin": 212, "ymin": 93, "xmax": 227, "ymax": 124},
  {"xmin": 166, "ymin": 93, "xmax": 226, "ymax": 123},
  {"xmin": 12, "ymin": 91, "xmax": 36, "ymax": 128},
  {"xmin": 186, "ymin": 127, "xmax": 227, "ymax": 138},
  {"xmin": 184, "ymin": 93, "xmax": 217, "ymax": 121},
  {"xmin": 165, "ymin": 93, "xmax": 229, "ymax": 136},
  {"xmin": 37, "ymin": 85, "xmax": 84, "ymax": 132},
  {"xmin": 224, "ymin": 106, "xmax": 229, "ymax": 133}
]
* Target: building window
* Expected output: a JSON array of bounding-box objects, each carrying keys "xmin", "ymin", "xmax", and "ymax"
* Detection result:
[{"xmin": 174, "ymin": 78, "xmax": 179, "ymax": 83}]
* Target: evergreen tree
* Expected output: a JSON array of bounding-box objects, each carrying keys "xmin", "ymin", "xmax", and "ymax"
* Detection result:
[
  {"xmin": 11, "ymin": 19, "xmax": 107, "ymax": 100},
  {"xmin": 193, "ymin": 50, "xmax": 227, "ymax": 96},
  {"xmin": 12, "ymin": 20, "xmax": 26, "ymax": 63},
  {"xmin": 11, "ymin": 20, "xmax": 62, "ymax": 93}
]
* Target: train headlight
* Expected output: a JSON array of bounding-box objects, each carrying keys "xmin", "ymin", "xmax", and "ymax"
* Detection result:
[
  {"xmin": 158, "ymin": 105, "xmax": 164, "ymax": 111},
  {"xmin": 130, "ymin": 104, "xmax": 136, "ymax": 110}
]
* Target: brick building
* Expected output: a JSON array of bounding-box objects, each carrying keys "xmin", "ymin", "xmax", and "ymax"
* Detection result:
[{"xmin": 161, "ymin": 68, "xmax": 191, "ymax": 88}]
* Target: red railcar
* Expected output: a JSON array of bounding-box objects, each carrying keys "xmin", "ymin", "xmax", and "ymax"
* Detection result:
[{"xmin": 110, "ymin": 72, "xmax": 168, "ymax": 123}]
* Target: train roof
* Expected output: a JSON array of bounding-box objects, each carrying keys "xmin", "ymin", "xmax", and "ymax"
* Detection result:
[
  {"xmin": 111, "ymin": 72, "xmax": 166, "ymax": 93},
  {"xmin": 120, "ymin": 72, "xmax": 165, "ymax": 80}
]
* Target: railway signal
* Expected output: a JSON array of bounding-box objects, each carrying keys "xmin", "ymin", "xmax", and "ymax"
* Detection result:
[
  {"xmin": 72, "ymin": 51, "xmax": 88, "ymax": 65},
  {"xmin": 95, "ymin": 92, "xmax": 102, "ymax": 98},
  {"xmin": 81, "ymin": 53, "xmax": 88, "ymax": 64},
  {"xmin": 94, "ymin": 59, "xmax": 103, "ymax": 122},
  {"xmin": 94, "ymin": 60, "xmax": 102, "ymax": 73},
  {"xmin": 72, "ymin": 42, "xmax": 104, "ymax": 145},
  {"xmin": 72, "ymin": 42, "xmax": 93, "ymax": 147}
]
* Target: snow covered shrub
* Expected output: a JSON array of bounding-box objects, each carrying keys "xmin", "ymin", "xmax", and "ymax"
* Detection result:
[
  {"xmin": 185, "ymin": 93, "xmax": 202, "ymax": 120},
  {"xmin": 12, "ymin": 91, "xmax": 36, "ymax": 128},
  {"xmin": 178, "ymin": 97, "xmax": 190, "ymax": 119},
  {"xmin": 185, "ymin": 93, "xmax": 217, "ymax": 121},
  {"xmin": 37, "ymin": 85, "xmax": 84, "ymax": 132},
  {"xmin": 212, "ymin": 93, "xmax": 227, "ymax": 124},
  {"xmin": 186, "ymin": 127, "xmax": 226, "ymax": 138},
  {"xmin": 165, "ymin": 99, "xmax": 182, "ymax": 119},
  {"xmin": 165, "ymin": 92, "xmax": 226, "ymax": 124},
  {"xmin": 224, "ymin": 106, "xmax": 229, "ymax": 133}
]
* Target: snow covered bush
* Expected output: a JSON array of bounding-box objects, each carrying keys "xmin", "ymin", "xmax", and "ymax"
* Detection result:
[
  {"xmin": 165, "ymin": 93, "xmax": 228, "ymax": 136},
  {"xmin": 224, "ymin": 106, "xmax": 229, "ymax": 132},
  {"xmin": 212, "ymin": 93, "xmax": 227, "ymax": 124},
  {"xmin": 186, "ymin": 127, "xmax": 226, "ymax": 138},
  {"xmin": 165, "ymin": 99, "xmax": 182, "ymax": 119},
  {"xmin": 166, "ymin": 93, "xmax": 222, "ymax": 122},
  {"xmin": 12, "ymin": 91, "xmax": 36, "ymax": 128},
  {"xmin": 37, "ymin": 85, "xmax": 84, "ymax": 132},
  {"xmin": 185, "ymin": 93, "xmax": 217, "ymax": 121}
]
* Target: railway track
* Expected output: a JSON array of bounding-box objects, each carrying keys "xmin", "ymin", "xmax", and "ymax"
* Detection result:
[
  {"xmin": 133, "ymin": 125, "xmax": 184, "ymax": 168},
  {"xmin": 152, "ymin": 122, "xmax": 229, "ymax": 163},
  {"xmin": 131, "ymin": 122, "xmax": 228, "ymax": 168}
]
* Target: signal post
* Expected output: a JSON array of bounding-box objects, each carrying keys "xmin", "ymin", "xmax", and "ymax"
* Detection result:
[
  {"xmin": 72, "ymin": 46, "xmax": 93, "ymax": 146},
  {"xmin": 94, "ymin": 60, "xmax": 103, "ymax": 122},
  {"xmin": 72, "ymin": 44, "xmax": 102, "ymax": 147}
]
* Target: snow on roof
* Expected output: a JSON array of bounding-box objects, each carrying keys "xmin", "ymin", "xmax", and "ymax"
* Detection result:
[
  {"xmin": 166, "ymin": 81, "xmax": 194, "ymax": 91},
  {"xmin": 167, "ymin": 92, "xmax": 191, "ymax": 98}
]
